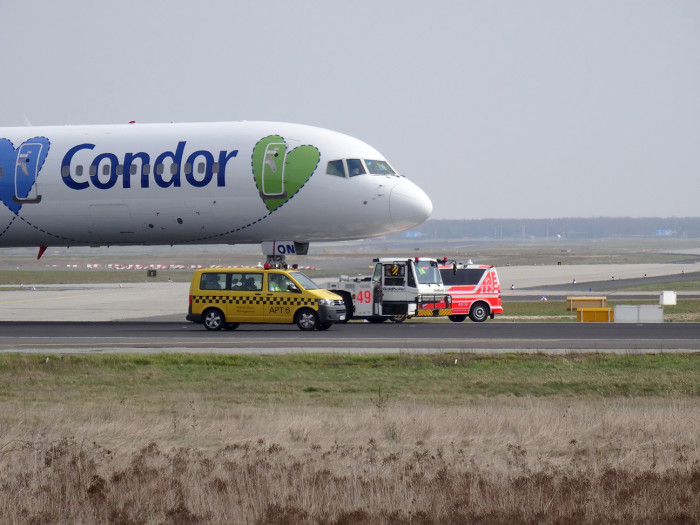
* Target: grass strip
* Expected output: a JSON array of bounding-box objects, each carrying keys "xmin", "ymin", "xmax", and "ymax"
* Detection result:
[{"xmin": 1, "ymin": 352, "xmax": 697, "ymax": 408}]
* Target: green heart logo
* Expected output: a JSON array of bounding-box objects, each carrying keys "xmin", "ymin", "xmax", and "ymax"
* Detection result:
[{"xmin": 252, "ymin": 135, "xmax": 320, "ymax": 213}]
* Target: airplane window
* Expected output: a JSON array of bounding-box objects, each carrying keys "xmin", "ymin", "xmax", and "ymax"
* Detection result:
[
  {"xmin": 347, "ymin": 159, "xmax": 366, "ymax": 177},
  {"xmin": 156, "ymin": 165, "xmax": 164, "ymax": 175},
  {"xmin": 326, "ymin": 160, "xmax": 345, "ymax": 177},
  {"xmin": 75, "ymin": 165, "xmax": 83, "ymax": 176},
  {"xmin": 130, "ymin": 165, "xmax": 137, "ymax": 176},
  {"xmin": 171, "ymin": 163, "xmax": 179, "ymax": 175},
  {"xmin": 184, "ymin": 163, "xmax": 192, "ymax": 175},
  {"xmin": 365, "ymin": 160, "xmax": 396, "ymax": 175},
  {"xmin": 103, "ymin": 165, "xmax": 110, "ymax": 176},
  {"xmin": 213, "ymin": 162, "xmax": 220, "ymax": 174},
  {"xmin": 116, "ymin": 165, "xmax": 123, "ymax": 176},
  {"xmin": 0, "ymin": 166, "xmax": 3, "ymax": 178},
  {"xmin": 144, "ymin": 164, "xmax": 151, "ymax": 175},
  {"xmin": 90, "ymin": 165, "xmax": 97, "ymax": 176},
  {"xmin": 198, "ymin": 163, "xmax": 205, "ymax": 174}
]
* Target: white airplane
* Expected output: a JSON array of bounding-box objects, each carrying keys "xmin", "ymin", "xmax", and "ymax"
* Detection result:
[{"xmin": 0, "ymin": 121, "xmax": 432, "ymax": 259}]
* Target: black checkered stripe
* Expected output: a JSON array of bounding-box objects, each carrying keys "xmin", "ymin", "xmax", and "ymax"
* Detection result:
[{"xmin": 192, "ymin": 295, "xmax": 315, "ymax": 307}]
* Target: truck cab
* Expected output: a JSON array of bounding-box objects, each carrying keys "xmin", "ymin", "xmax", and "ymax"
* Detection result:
[{"xmin": 330, "ymin": 257, "xmax": 451, "ymax": 322}]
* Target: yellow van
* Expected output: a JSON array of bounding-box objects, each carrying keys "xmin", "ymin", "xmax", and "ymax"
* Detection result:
[{"xmin": 186, "ymin": 268, "xmax": 346, "ymax": 331}]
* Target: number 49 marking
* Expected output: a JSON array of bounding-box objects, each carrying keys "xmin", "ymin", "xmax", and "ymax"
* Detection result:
[{"xmin": 356, "ymin": 290, "xmax": 371, "ymax": 303}]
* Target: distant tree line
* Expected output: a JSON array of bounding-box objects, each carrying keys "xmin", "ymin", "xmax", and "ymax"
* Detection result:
[{"xmin": 405, "ymin": 217, "xmax": 700, "ymax": 239}]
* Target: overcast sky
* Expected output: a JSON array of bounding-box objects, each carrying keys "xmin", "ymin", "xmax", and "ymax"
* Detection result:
[{"xmin": 1, "ymin": 1, "xmax": 698, "ymax": 219}]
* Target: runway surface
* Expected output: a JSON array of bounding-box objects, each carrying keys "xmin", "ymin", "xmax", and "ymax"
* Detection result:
[
  {"xmin": 1, "ymin": 320, "xmax": 699, "ymax": 354},
  {"xmin": 1, "ymin": 263, "xmax": 699, "ymax": 354}
]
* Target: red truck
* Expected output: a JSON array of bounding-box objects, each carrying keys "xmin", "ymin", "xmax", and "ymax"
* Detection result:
[{"xmin": 439, "ymin": 261, "xmax": 503, "ymax": 322}]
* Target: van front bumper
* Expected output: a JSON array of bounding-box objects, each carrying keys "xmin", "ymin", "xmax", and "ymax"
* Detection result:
[{"xmin": 318, "ymin": 302, "xmax": 346, "ymax": 323}]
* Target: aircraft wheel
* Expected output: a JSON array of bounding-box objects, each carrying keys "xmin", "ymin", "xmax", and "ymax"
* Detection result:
[
  {"xmin": 469, "ymin": 302, "xmax": 489, "ymax": 323},
  {"xmin": 448, "ymin": 315, "xmax": 467, "ymax": 323},
  {"xmin": 295, "ymin": 308, "xmax": 319, "ymax": 331},
  {"xmin": 203, "ymin": 308, "xmax": 225, "ymax": 331}
]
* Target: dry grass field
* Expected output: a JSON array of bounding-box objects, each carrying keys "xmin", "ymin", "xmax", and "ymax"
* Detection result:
[
  {"xmin": 0, "ymin": 400, "xmax": 698, "ymax": 524},
  {"xmin": 0, "ymin": 354, "xmax": 698, "ymax": 524}
]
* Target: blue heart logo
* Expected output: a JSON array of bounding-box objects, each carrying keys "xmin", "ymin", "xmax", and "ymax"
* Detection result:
[{"xmin": 0, "ymin": 136, "xmax": 50, "ymax": 214}]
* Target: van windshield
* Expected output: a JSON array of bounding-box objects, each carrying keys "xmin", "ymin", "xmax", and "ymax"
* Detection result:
[{"xmin": 290, "ymin": 271, "xmax": 320, "ymax": 290}]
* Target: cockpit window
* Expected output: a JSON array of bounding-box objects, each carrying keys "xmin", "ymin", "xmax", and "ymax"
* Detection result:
[
  {"xmin": 347, "ymin": 159, "xmax": 366, "ymax": 177},
  {"xmin": 327, "ymin": 158, "xmax": 397, "ymax": 178},
  {"xmin": 326, "ymin": 160, "xmax": 346, "ymax": 177},
  {"xmin": 365, "ymin": 160, "xmax": 395, "ymax": 175}
]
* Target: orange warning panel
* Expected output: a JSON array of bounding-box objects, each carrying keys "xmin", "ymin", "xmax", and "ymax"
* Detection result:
[{"xmin": 576, "ymin": 307, "xmax": 613, "ymax": 323}]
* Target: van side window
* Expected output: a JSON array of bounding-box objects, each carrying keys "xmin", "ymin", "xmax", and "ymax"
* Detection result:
[
  {"xmin": 268, "ymin": 273, "xmax": 295, "ymax": 292},
  {"xmin": 200, "ymin": 273, "xmax": 226, "ymax": 290},
  {"xmin": 440, "ymin": 269, "xmax": 486, "ymax": 286},
  {"xmin": 230, "ymin": 273, "xmax": 262, "ymax": 291}
]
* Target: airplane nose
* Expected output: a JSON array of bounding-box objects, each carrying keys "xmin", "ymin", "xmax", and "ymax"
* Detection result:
[{"xmin": 389, "ymin": 180, "xmax": 433, "ymax": 229}]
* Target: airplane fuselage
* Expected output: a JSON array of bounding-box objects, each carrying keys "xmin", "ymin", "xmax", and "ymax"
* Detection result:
[{"xmin": 0, "ymin": 121, "xmax": 432, "ymax": 248}]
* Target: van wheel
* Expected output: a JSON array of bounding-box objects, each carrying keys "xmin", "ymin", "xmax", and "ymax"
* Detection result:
[
  {"xmin": 295, "ymin": 308, "xmax": 319, "ymax": 331},
  {"xmin": 223, "ymin": 323, "xmax": 240, "ymax": 331},
  {"xmin": 203, "ymin": 308, "xmax": 225, "ymax": 331},
  {"xmin": 449, "ymin": 315, "xmax": 467, "ymax": 323},
  {"xmin": 317, "ymin": 322, "xmax": 332, "ymax": 331},
  {"xmin": 469, "ymin": 302, "xmax": 489, "ymax": 323}
]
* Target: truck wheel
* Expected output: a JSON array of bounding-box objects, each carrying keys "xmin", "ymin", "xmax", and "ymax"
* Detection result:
[
  {"xmin": 203, "ymin": 308, "xmax": 225, "ymax": 331},
  {"xmin": 295, "ymin": 308, "xmax": 319, "ymax": 331},
  {"xmin": 390, "ymin": 316, "xmax": 407, "ymax": 323},
  {"xmin": 469, "ymin": 302, "xmax": 489, "ymax": 323},
  {"xmin": 317, "ymin": 322, "xmax": 332, "ymax": 331},
  {"xmin": 448, "ymin": 315, "xmax": 467, "ymax": 323}
]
